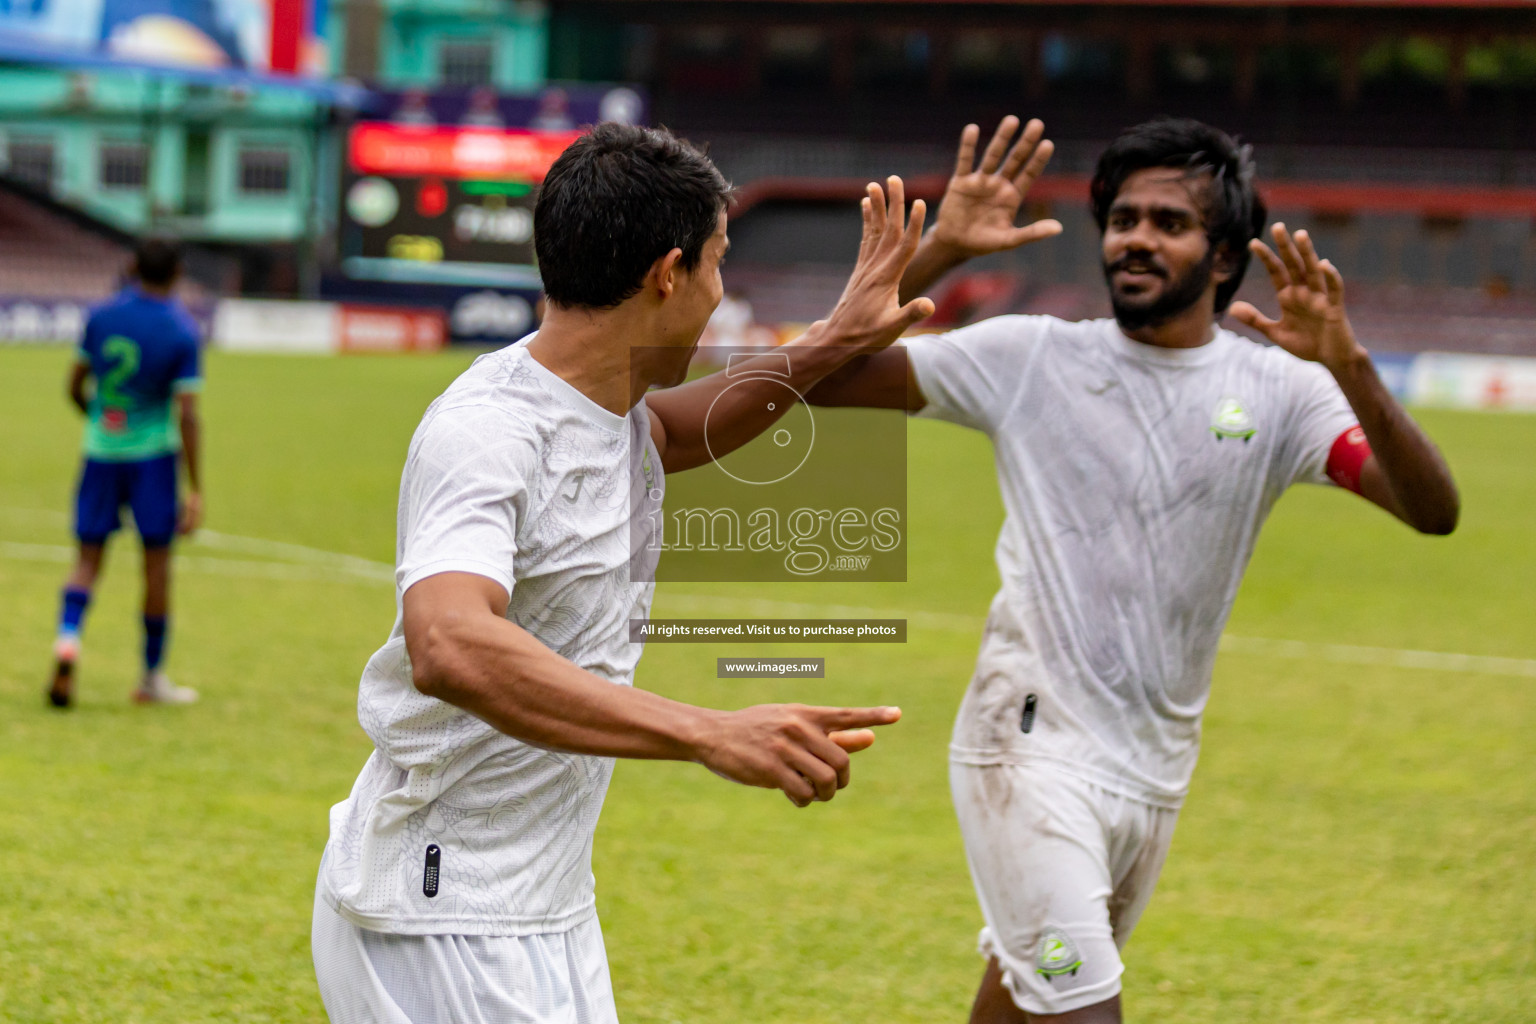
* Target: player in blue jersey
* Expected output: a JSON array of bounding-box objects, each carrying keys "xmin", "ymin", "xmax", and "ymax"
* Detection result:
[{"xmin": 48, "ymin": 239, "xmax": 205, "ymax": 709}]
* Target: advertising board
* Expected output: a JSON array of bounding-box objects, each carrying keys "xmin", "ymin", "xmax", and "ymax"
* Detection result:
[
  {"xmin": 337, "ymin": 304, "xmax": 446, "ymax": 352},
  {"xmin": 0, "ymin": 0, "xmax": 319, "ymax": 74},
  {"xmin": 1408, "ymin": 352, "xmax": 1536, "ymax": 411},
  {"xmin": 211, "ymin": 298, "xmax": 449, "ymax": 353},
  {"xmin": 341, "ymin": 124, "xmax": 577, "ymax": 275},
  {"xmin": 212, "ymin": 298, "xmax": 335, "ymax": 353},
  {"xmin": 320, "ymin": 274, "xmax": 539, "ymax": 345},
  {"xmin": 336, "ymin": 85, "xmax": 647, "ymax": 291}
]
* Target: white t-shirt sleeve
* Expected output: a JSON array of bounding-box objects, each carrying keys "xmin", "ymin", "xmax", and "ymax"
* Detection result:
[
  {"xmin": 903, "ymin": 315, "xmax": 1044, "ymax": 434},
  {"xmin": 396, "ymin": 404, "xmax": 534, "ymax": 597},
  {"xmin": 1277, "ymin": 357, "xmax": 1360, "ymax": 488}
]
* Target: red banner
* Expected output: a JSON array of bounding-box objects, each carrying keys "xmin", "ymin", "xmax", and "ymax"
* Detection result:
[
  {"xmin": 268, "ymin": 0, "xmax": 304, "ymax": 74},
  {"xmin": 337, "ymin": 305, "xmax": 447, "ymax": 353},
  {"xmin": 347, "ymin": 123, "xmax": 583, "ymax": 181}
]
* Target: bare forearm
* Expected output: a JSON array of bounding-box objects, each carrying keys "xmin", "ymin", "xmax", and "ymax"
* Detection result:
[
  {"xmin": 654, "ymin": 178, "xmax": 933, "ymax": 470},
  {"xmin": 650, "ymin": 327, "xmax": 871, "ymax": 471},
  {"xmin": 68, "ymin": 366, "xmax": 90, "ymax": 414},
  {"xmin": 180, "ymin": 414, "xmax": 202, "ymax": 493},
  {"xmin": 413, "ymin": 612, "xmax": 713, "ymax": 761},
  {"xmin": 1331, "ymin": 351, "xmax": 1459, "ymax": 534},
  {"xmin": 803, "ymin": 347, "xmax": 920, "ymax": 410},
  {"xmin": 898, "ymin": 237, "xmax": 967, "ymax": 305}
]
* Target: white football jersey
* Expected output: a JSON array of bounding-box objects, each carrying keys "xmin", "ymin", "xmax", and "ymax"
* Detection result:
[
  {"xmin": 905, "ymin": 317, "xmax": 1358, "ymax": 806},
  {"xmin": 320, "ymin": 340, "xmax": 663, "ymax": 935}
]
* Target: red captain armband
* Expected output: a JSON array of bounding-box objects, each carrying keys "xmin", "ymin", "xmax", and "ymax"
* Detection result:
[{"xmin": 1326, "ymin": 426, "xmax": 1372, "ymax": 495}]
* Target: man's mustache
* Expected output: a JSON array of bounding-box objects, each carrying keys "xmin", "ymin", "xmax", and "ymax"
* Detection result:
[{"xmin": 1106, "ymin": 256, "xmax": 1168, "ymax": 278}]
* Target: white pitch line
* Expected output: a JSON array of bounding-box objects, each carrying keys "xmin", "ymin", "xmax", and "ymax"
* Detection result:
[
  {"xmin": 0, "ymin": 541, "xmax": 392, "ymax": 584},
  {"xmin": 1, "ymin": 505, "xmax": 396, "ymax": 581},
  {"xmin": 178, "ymin": 555, "xmax": 392, "ymax": 583},
  {"xmin": 5, "ymin": 507, "xmax": 1533, "ymax": 680},
  {"xmin": 0, "ymin": 541, "xmax": 73, "ymax": 564},
  {"xmin": 1218, "ymin": 633, "xmax": 1536, "ymax": 680},
  {"xmin": 191, "ymin": 529, "xmax": 391, "ymax": 574}
]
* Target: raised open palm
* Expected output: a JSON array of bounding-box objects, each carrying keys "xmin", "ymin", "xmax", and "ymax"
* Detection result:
[
  {"xmin": 930, "ymin": 116, "xmax": 1063, "ymax": 258},
  {"xmin": 822, "ymin": 175, "xmax": 935, "ymax": 349},
  {"xmin": 1229, "ymin": 223, "xmax": 1364, "ymax": 372}
]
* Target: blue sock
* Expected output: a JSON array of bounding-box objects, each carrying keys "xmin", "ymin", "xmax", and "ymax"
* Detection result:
[
  {"xmin": 59, "ymin": 586, "xmax": 91, "ymax": 638},
  {"xmin": 143, "ymin": 615, "xmax": 169, "ymax": 672}
]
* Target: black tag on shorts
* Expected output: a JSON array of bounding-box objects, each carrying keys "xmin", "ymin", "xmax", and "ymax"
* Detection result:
[
  {"xmin": 423, "ymin": 844, "xmax": 441, "ymax": 897},
  {"xmin": 1020, "ymin": 694, "xmax": 1038, "ymax": 734}
]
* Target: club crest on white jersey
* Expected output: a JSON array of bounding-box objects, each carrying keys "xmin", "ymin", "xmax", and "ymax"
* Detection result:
[{"xmin": 1209, "ymin": 396, "xmax": 1257, "ymax": 441}]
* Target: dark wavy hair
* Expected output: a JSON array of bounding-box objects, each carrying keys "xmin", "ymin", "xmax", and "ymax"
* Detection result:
[
  {"xmin": 1090, "ymin": 118, "xmax": 1266, "ymax": 313},
  {"xmin": 534, "ymin": 123, "xmax": 731, "ymax": 309}
]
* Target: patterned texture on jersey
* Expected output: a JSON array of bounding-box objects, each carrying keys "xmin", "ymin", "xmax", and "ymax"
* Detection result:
[
  {"xmin": 322, "ymin": 343, "xmax": 663, "ymax": 935},
  {"xmin": 906, "ymin": 318, "xmax": 1357, "ymax": 805}
]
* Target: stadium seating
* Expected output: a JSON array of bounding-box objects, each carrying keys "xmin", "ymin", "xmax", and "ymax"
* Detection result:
[
  {"xmin": 0, "ymin": 185, "xmax": 130, "ymax": 301},
  {"xmin": 721, "ymin": 262, "xmax": 1536, "ymax": 357},
  {"xmin": 709, "ymin": 134, "xmax": 1536, "ymax": 192}
]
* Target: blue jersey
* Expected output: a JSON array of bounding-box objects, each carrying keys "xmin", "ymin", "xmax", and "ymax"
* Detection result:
[{"xmin": 78, "ymin": 287, "xmax": 202, "ymax": 461}]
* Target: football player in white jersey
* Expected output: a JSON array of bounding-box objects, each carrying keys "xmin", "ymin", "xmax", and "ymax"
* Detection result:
[
  {"xmin": 313, "ymin": 123, "xmax": 938, "ymax": 1023},
  {"xmin": 806, "ymin": 117, "xmax": 1460, "ymax": 1023}
]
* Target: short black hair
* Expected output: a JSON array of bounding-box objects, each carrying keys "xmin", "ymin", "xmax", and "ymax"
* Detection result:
[
  {"xmin": 1090, "ymin": 118, "xmax": 1265, "ymax": 313},
  {"xmin": 534, "ymin": 123, "xmax": 731, "ymax": 309},
  {"xmin": 132, "ymin": 238, "xmax": 181, "ymax": 287}
]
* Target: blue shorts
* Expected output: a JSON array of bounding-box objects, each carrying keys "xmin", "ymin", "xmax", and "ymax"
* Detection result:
[{"xmin": 74, "ymin": 454, "xmax": 179, "ymax": 548}]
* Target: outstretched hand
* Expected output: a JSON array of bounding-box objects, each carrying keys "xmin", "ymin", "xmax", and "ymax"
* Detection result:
[
  {"xmin": 821, "ymin": 176, "xmax": 936, "ymax": 349},
  {"xmin": 929, "ymin": 116, "xmax": 1062, "ymax": 259},
  {"xmin": 1228, "ymin": 223, "xmax": 1366, "ymax": 373},
  {"xmin": 696, "ymin": 703, "xmax": 902, "ymax": 808},
  {"xmin": 642, "ymin": 178, "xmax": 932, "ymax": 472}
]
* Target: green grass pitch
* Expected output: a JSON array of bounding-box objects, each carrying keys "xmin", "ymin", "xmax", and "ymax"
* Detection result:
[{"xmin": 0, "ymin": 345, "xmax": 1532, "ymax": 1022}]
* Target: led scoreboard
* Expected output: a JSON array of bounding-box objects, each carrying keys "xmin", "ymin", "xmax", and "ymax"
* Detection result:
[{"xmin": 340, "ymin": 122, "xmax": 582, "ymax": 286}]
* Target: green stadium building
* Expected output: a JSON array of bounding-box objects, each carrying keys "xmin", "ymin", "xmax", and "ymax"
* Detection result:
[{"xmin": 0, "ymin": 0, "xmax": 550, "ymax": 297}]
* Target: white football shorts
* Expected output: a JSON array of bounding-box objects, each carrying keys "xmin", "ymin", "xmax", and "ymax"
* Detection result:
[
  {"xmin": 950, "ymin": 760, "xmax": 1180, "ymax": 1017},
  {"xmin": 312, "ymin": 882, "xmax": 619, "ymax": 1024}
]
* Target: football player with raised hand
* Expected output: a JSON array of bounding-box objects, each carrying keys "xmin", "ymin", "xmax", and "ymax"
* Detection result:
[
  {"xmin": 808, "ymin": 115, "xmax": 1458, "ymax": 1023},
  {"xmin": 312, "ymin": 122, "xmax": 934, "ymax": 1024}
]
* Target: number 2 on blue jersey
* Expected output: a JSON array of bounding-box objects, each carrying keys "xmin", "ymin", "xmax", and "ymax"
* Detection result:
[{"xmin": 100, "ymin": 335, "xmax": 141, "ymax": 407}]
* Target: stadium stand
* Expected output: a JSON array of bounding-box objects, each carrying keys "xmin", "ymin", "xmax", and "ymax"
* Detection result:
[
  {"xmin": 0, "ymin": 182, "xmax": 132, "ymax": 300},
  {"xmin": 721, "ymin": 189, "xmax": 1536, "ymax": 355},
  {"xmin": 554, "ymin": 0, "xmax": 1536, "ymax": 355},
  {"xmin": 709, "ymin": 138, "xmax": 1536, "ymax": 355},
  {"xmin": 0, "ymin": 180, "xmax": 233, "ymax": 317}
]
